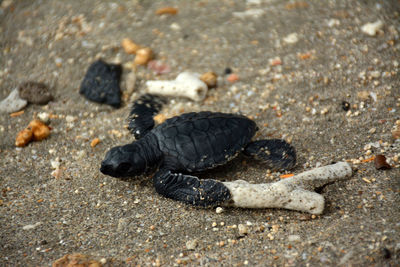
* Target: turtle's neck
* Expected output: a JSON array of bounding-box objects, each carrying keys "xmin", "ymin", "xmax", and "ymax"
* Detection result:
[{"xmin": 135, "ymin": 133, "xmax": 163, "ymax": 172}]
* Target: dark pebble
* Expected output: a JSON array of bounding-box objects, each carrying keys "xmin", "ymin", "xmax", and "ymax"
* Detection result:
[
  {"xmin": 224, "ymin": 67, "xmax": 232, "ymax": 75},
  {"xmin": 79, "ymin": 59, "xmax": 122, "ymax": 108},
  {"xmin": 18, "ymin": 82, "xmax": 53, "ymax": 105},
  {"xmin": 382, "ymin": 248, "xmax": 391, "ymax": 259},
  {"xmin": 341, "ymin": 101, "xmax": 350, "ymax": 111},
  {"xmin": 374, "ymin": 154, "xmax": 391, "ymax": 170}
]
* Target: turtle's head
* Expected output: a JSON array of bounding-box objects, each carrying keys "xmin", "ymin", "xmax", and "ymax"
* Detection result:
[{"xmin": 100, "ymin": 143, "xmax": 146, "ymax": 178}]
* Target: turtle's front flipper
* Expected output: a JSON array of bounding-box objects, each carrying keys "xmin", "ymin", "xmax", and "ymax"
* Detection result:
[
  {"xmin": 243, "ymin": 139, "xmax": 296, "ymax": 170},
  {"xmin": 153, "ymin": 169, "xmax": 231, "ymax": 207},
  {"xmin": 128, "ymin": 94, "xmax": 166, "ymax": 139}
]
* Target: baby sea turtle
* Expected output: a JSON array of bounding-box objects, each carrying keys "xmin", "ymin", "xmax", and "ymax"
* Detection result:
[{"xmin": 100, "ymin": 94, "xmax": 296, "ymax": 207}]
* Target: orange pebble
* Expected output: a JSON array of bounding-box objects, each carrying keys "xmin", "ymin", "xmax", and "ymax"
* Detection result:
[
  {"xmin": 134, "ymin": 47, "xmax": 153, "ymax": 65},
  {"xmin": 227, "ymin": 73, "xmax": 239, "ymax": 83},
  {"xmin": 91, "ymin": 138, "xmax": 101, "ymax": 147},
  {"xmin": 15, "ymin": 128, "xmax": 33, "ymax": 147},
  {"xmin": 121, "ymin": 38, "xmax": 141, "ymax": 54},
  {"xmin": 29, "ymin": 119, "xmax": 51, "ymax": 141},
  {"xmin": 155, "ymin": 7, "xmax": 178, "ymax": 15}
]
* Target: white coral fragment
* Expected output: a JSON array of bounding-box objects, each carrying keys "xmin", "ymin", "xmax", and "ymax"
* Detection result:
[
  {"xmin": 146, "ymin": 72, "xmax": 208, "ymax": 101},
  {"xmin": 361, "ymin": 20, "xmax": 383, "ymax": 36},
  {"xmin": 223, "ymin": 162, "xmax": 352, "ymax": 214}
]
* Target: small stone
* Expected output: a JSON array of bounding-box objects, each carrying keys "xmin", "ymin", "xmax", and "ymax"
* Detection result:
[
  {"xmin": 224, "ymin": 67, "xmax": 232, "ymax": 75},
  {"xmin": 0, "ymin": 88, "xmax": 28, "ymax": 114},
  {"xmin": 200, "ymin": 71, "xmax": 218, "ymax": 88},
  {"xmin": 238, "ymin": 224, "xmax": 249, "ymax": 236},
  {"xmin": 134, "ymin": 47, "xmax": 153, "ymax": 66},
  {"xmin": 65, "ymin": 115, "xmax": 76, "ymax": 123},
  {"xmin": 382, "ymin": 248, "xmax": 391, "ymax": 259},
  {"xmin": 342, "ymin": 101, "xmax": 350, "ymax": 111},
  {"xmin": 227, "ymin": 73, "xmax": 239, "ymax": 83},
  {"xmin": 361, "ymin": 20, "xmax": 384, "ymax": 36},
  {"xmin": 51, "ymin": 168, "xmax": 62, "ymax": 179},
  {"xmin": 374, "ymin": 154, "xmax": 391, "ymax": 170},
  {"xmin": 29, "ymin": 119, "xmax": 51, "ymax": 141},
  {"xmin": 50, "ymin": 158, "xmax": 61, "ymax": 169},
  {"xmin": 15, "ymin": 128, "xmax": 33, "ymax": 147},
  {"xmin": 269, "ymin": 57, "xmax": 282, "ymax": 66},
  {"xmin": 288, "ymin": 235, "xmax": 301, "ymax": 242},
  {"xmin": 170, "ymin": 22, "xmax": 181, "ymax": 31},
  {"xmin": 18, "ymin": 82, "xmax": 53, "ymax": 105},
  {"xmin": 90, "ymin": 138, "xmax": 101, "ymax": 147},
  {"xmin": 186, "ymin": 239, "xmax": 198, "ymax": 250},
  {"xmin": 22, "ymin": 222, "xmax": 42, "ymax": 230},
  {"xmin": 368, "ymin": 127, "xmax": 376, "ymax": 134},
  {"xmin": 121, "ymin": 38, "xmax": 141, "ymax": 55},
  {"xmin": 327, "ymin": 19, "xmax": 340, "ymax": 27},
  {"xmin": 215, "ymin": 207, "xmax": 224, "ymax": 214},
  {"xmin": 80, "ymin": 59, "xmax": 122, "ymax": 108},
  {"xmin": 370, "ymin": 71, "xmax": 381, "ymax": 78},
  {"xmin": 37, "ymin": 112, "xmax": 50, "ymax": 124},
  {"xmin": 392, "ymin": 126, "xmax": 400, "ymax": 139},
  {"xmin": 283, "ymin": 33, "xmax": 299, "ymax": 44},
  {"xmin": 155, "ymin": 7, "xmax": 178, "ymax": 15}
]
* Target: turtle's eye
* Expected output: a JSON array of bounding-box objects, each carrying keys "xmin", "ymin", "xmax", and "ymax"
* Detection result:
[{"xmin": 118, "ymin": 162, "xmax": 131, "ymax": 173}]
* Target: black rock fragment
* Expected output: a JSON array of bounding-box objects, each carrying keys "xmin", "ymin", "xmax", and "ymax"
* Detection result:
[
  {"xmin": 224, "ymin": 67, "xmax": 232, "ymax": 75},
  {"xmin": 18, "ymin": 82, "xmax": 53, "ymax": 105},
  {"xmin": 79, "ymin": 59, "xmax": 122, "ymax": 108},
  {"xmin": 341, "ymin": 101, "xmax": 350, "ymax": 111}
]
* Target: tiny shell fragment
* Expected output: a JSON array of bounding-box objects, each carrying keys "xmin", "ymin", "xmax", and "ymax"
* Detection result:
[
  {"xmin": 121, "ymin": 38, "xmax": 141, "ymax": 54},
  {"xmin": 155, "ymin": 7, "xmax": 178, "ymax": 15},
  {"xmin": 200, "ymin": 71, "xmax": 218, "ymax": 88},
  {"xmin": 374, "ymin": 154, "xmax": 391, "ymax": 170},
  {"xmin": 15, "ymin": 128, "xmax": 33, "ymax": 147}
]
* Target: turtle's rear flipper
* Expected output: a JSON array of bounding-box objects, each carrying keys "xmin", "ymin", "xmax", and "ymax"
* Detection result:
[
  {"xmin": 244, "ymin": 139, "xmax": 296, "ymax": 170},
  {"xmin": 153, "ymin": 169, "xmax": 231, "ymax": 207},
  {"xmin": 128, "ymin": 94, "xmax": 166, "ymax": 139}
]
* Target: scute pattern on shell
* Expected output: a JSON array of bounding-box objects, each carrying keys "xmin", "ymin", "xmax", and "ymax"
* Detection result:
[{"xmin": 153, "ymin": 112, "xmax": 257, "ymax": 172}]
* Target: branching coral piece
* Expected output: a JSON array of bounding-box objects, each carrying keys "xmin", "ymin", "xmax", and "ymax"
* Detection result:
[{"xmin": 222, "ymin": 162, "xmax": 352, "ymax": 214}]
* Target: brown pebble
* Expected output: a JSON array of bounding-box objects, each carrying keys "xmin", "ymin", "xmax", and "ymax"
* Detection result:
[
  {"xmin": 155, "ymin": 7, "xmax": 178, "ymax": 15},
  {"xmin": 18, "ymin": 82, "xmax": 53, "ymax": 105},
  {"xmin": 200, "ymin": 71, "xmax": 218, "ymax": 88},
  {"xmin": 374, "ymin": 154, "xmax": 391, "ymax": 170},
  {"xmin": 15, "ymin": 128, "xmax": 33, "ymax": 147}
]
